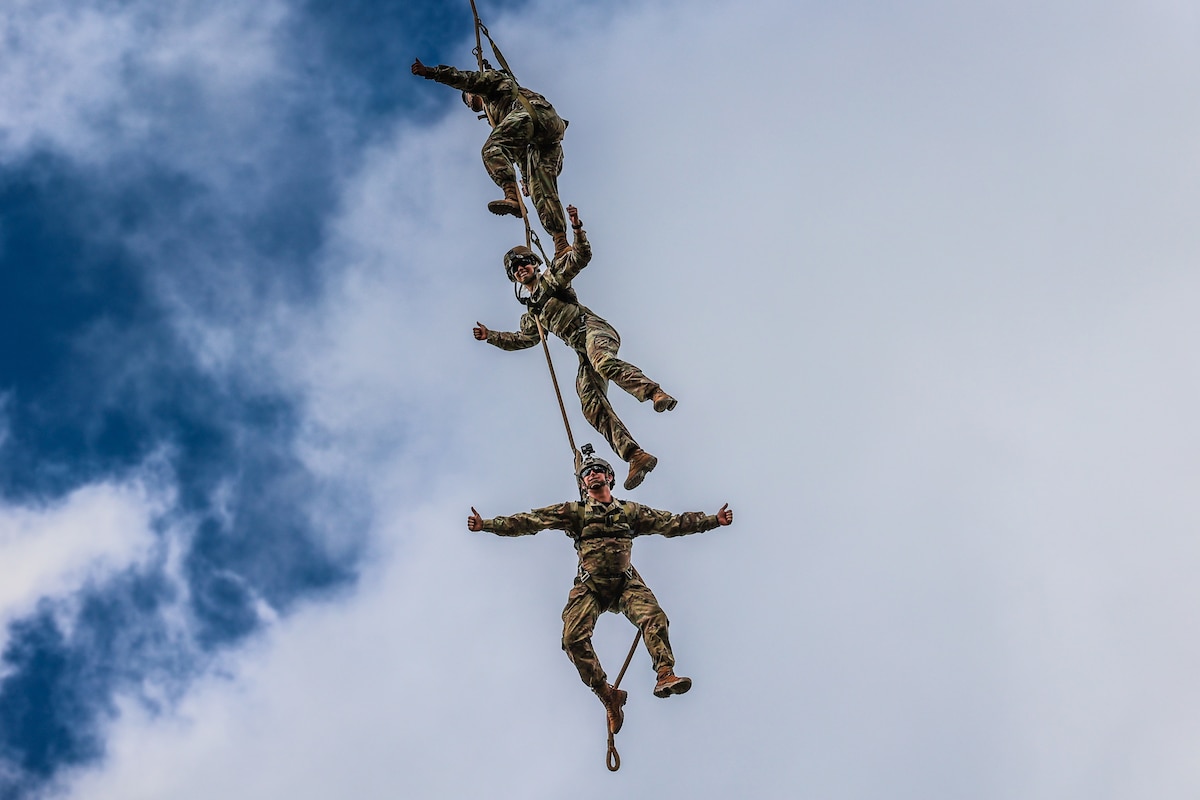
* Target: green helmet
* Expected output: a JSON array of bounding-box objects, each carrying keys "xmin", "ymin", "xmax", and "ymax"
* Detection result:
[
  {"xmin": 577, "ymin": 453, "xmax": 616, "ymax": 488},
  {"xmin": 504, "ymin": 245, "xmax": 542, "ymax": 280}
]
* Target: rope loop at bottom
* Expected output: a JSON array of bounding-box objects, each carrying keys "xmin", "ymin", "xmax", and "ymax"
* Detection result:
[{"xmin": 606, "ymin": 728, "xmax": 621, "ymax": 771}]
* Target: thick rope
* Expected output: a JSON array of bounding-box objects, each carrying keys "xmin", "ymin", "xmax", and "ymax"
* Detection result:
[
  {"xmin": 612, "ymin": 630, "xmax": 641, "ymax": 690},
  {"xmin": 471, "ymin": 2, "xmax": 575, "ymax": 465},
  {"xmin": 535, "ymin": 318, "xmax": 577, "ymax": 458},
  {"xmin": 605, "ymin": 630, "xmax": 642, "ymax": 771},
  {"xmin": 469, "ymin": 0, "xmax": 485, "ymax": 70},
  {"xmin": 468, "ymin": 4, "xmax": 637, "ymax": 771},
  {"xmin": 605, "ymin": 730, "xmax": 621, "ymax": 771}
]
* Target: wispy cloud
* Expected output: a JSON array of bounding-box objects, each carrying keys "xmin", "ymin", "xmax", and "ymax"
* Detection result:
[
  {"xmin": 4, "ymin": 0, "xmax": 1200, "ymax": 798},
  {"xmin": 0, "ymin": 0, "xmax": 408, "ymax": 794}
]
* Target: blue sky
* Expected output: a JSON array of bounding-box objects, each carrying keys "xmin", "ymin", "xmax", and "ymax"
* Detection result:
[
  {"xmin": 0, "ymin": 1, "xmax": 472, "ymax": 794},
  {"xmin": 3, "ymin": 0, "xmax": 1200, "ymax": 797}
]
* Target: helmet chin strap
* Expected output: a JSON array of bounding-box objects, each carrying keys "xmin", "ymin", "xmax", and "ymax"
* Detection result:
[{"xmin": 513, "ymin": 269, "xmax": 541, "ymax": 306}]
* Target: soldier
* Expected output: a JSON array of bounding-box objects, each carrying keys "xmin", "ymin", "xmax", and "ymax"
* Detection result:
[
  {"xmin": 467, "ymin": 451, "xmax": 734, "ymax": 733},
  {"xmin": 410, "ymin": 57, "xmax": 572, "ymax": 258},
  {"xmin": 474, "ymin": 206, "xmax": 676, "ymax": 491}
]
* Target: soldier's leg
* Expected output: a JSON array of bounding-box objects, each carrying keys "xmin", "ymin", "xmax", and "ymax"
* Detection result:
[
  {"xmin": 481, "ymin": 110, "xmax": 533, "ymax": 188},
  {"xmin": 528, "ymin": 139, "xmax": 567, "ymax": 238},
  {"xmin": 618, "ymin": 578, "xmax": 675, "ymax": 673},
  {"xmin": 565, "ymin": 578, "xmax": 630, "ymax": 732},
  {"xmin": 561, "ymin": 581, "xmax": 606, "ymax": 689},
  {"xmin": 576, "ymin": 355, "xmax": 640, "ymax": 462},
  {"xmin": 620, "ymin": 577, "xmax": 692, "ymax": 697},
  {"xmin": 584, "ymin": 324, "xmax": 661, "ymax": 403}
]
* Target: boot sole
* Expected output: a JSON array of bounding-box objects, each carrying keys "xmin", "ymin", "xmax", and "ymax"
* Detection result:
[
  {"xmin": 487, "ymin": 201, "xmax": 522, "ymax": 218},
  {"xmin": 653, "ymin": 396, "xmax": 678, "ymax": 412},
  {"xmin": 653, "ymin": 676, "xmax": 692, "ymax": 698},
  {"xmin": 623, "ymin": 454, "xmax": 658, "ymax": 491}
]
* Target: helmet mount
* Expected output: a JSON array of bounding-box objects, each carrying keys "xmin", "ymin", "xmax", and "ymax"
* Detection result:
[{"xmin": 577, "ymin": 443, "xmax": 616, "ymax": 490}]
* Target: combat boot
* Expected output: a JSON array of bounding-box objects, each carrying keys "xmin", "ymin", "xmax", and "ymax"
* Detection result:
[
  {"xmin": 623, "ymin": 449, "xmax": 658, "ymax": 491},
  {"xmin": 594, "ymin": 682, "xmax": 628, "ymax": 734},
  {"xmin": 651, "ymin": 389, "xmax": 677, "ymax": 413},
  {"xmin": 552, "ymin": 230, "xmax": 572, "ymax": 260},
  {"xmin": 487, "ymin": 184, "xmax": 522, "ymax": 218},
  {"xmin": 653, "ymin": 667, "xmax": 692, "ymax": 698}
]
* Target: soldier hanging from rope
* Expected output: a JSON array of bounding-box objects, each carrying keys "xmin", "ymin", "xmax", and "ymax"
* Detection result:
[
  {"xmin": 473, "ymin": 205, "xmax": 677, "ymax": 491},
  {"xmin": 410, "ymin": 57, "xmax": 573, "ymax": 259},
  {"xmin": 467, "ymin": 448, "xmax": 733, "ymax": 734}
]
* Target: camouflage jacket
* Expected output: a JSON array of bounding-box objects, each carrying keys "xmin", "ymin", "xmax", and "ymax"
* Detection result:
[
  {"xmin": 485, "ymin": 231, "xmax": 603, "ymax": 352},
  {"xmin": 426, "ymin": 65, "xmax": 559, "ymax": 133},
  {"xmin": 482, "ymin": 497, "xmax": 720, "ymax": 578}
]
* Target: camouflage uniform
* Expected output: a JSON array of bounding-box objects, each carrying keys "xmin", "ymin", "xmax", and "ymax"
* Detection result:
[
  {"xmin": 484, "ymin": 229, "xmax": 664, "ymax": 463},
  {"xmin": 481, "ymin": 498, "xmax": 721, "ymax": 690},
  {"xmin": 424, "ymin": 65, "xmax": 567, "ymax": 239}
]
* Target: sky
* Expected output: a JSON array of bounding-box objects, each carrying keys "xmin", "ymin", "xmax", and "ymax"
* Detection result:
[{"xmin": 1, "ymin": 0, "xmax": 1199, "ymax": 797}]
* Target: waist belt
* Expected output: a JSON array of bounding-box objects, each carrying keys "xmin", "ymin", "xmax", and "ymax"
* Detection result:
[{"xmin": 579, "ymin": 567, "xmax": 635, "ymax": 583}]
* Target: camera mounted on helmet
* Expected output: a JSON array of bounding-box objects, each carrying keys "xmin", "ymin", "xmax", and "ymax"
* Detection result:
[{"xmin": 576, "ymin": 443, "xmax": 616, "ymax": 489}]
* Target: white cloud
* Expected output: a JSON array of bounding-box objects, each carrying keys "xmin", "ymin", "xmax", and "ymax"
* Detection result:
[
  {"xmin": 0, "ymin": 474, "xmax": 170, "ymax": 646},
  {"xmin": 44, "ymin": 0, "xmax": 1200, "ymax": 797},
  {"xmin": 0, "ymin": 0, "xmax": 290, "ymax": 167}
]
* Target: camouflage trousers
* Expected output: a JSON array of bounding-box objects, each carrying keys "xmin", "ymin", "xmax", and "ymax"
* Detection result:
[
  {"xmin": 561, "ymin": 571, "xmax": 674, "ymax": 690},
  {"xmin": 575, "ymin": 319, "xmax": 660, "ymax": 463},
  {"xmin": 482, "ymin": 108, "xmax": 567, "ymax": 237}
]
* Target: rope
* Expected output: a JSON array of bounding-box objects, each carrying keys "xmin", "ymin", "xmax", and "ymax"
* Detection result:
[
  {"xmin": 605, "ymin": 731, "xmax": 621, "ymax": 771},
  {"xmin": 605, "ymin": 629, "xmax": 642, "ymax": 771},
  {"xmin": 612, "ymin": 630, "xmax": 641, "ymax": 689},
  {"xmin": 469, "ymin": 3, "xmax": 520, "ymax": 85},
  {"xmin": 469, "ymin": 2, "xmax": 574, "ymax": 464},
  {"xmin": 468, "ymin": 3, "xmax": 635, "ymax": 772},
  {"xmin": 535, "ymin": 318, "xmax": 578, "ymax": 457},
  {"xmin": 469, "ymin": 0, "xmax": 485, "ymax": 70}
]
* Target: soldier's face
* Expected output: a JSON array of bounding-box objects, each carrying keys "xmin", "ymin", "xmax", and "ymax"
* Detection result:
[
  {"xmin": 514, "ymin": 262, "xmax": 538, "ymax": 284},
  {"xmin": 463, "ymin": 92, "xmax": 484, "ymax": 113},
  {"xmin": 582, "ymin": 469, "xmax": 610, "ymax": 490}
]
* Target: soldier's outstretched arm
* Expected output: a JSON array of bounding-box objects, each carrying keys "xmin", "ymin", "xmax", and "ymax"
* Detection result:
[
  {"xmin": 630, "ymin": 501, "xmax": 732, "ymax": 538},
  {"xmin": 475, "ymin": 313, "xmax": 540, "ymax": 351},
  {"xmin": 411, "ymin": 60, "xmax": 504, "ymax": 94},
  {"xmin": 468, "ymin": 502, "xmax": 577, "ymax": 537}
]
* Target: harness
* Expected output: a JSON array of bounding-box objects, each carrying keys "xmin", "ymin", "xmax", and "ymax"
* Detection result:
[
  {"xmin": 577, "ymin": 500, "xmax": 633, "ymax": 541},
  {"xmin": 573, "ymin": 500, "xmax": 636, "ymax": 584},
  {"xmin": 517, "ymin": 279, "xmax": 580, "ymax": 311}
]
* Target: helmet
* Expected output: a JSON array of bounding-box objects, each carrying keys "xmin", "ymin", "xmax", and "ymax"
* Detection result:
[
  {"xmin": 461, "ymin": 91, "xmax": 484, "ymax": 113},
  {"xmin": 503, "ymin": 246, "xmax": 542, "ymax": 280},
  {"xmin": 577, "ymin": 453, "xmax": 616, "ymax": 489}
]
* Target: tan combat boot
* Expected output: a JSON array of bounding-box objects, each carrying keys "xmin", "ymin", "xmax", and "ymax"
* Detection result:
[
  {"xmin": 623, "ymin": 449, "xmax": 658, "ymax": 491},
  {"xmin": 653, "ymin": 667, "xmax": 692, "ymax": 698},
  {"xmin": 594, "ymin": 682, "xmax": 628, "ymax": 734},
  {"xmin": 551, "ymin": 230, "xmax": 572, "ymax": 260},
  {"xmin": 487, "ymin": 184, "xmax": 522, "ymax": 218},
  {"xmin": 651, "ymin": 389, "xmax": 677, "ymax": 413}
]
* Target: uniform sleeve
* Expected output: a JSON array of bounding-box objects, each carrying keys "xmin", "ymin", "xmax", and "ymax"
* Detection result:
[
  {"xmin": 485, "ymin": 313, "xmax": 540, "ymax": 350},
  {"xmin": 628, "ymin": 502, "xmax": 720, "ymax": 538},
  {"xmin": 483, "ymin": 502, "xmax": 576, "ymax": 537},
  {"xmin": 553, "ymin": 229, "xmax": 592, "ymax": 283},
  {"xmin": 427, "ymin": 65, "xmax": 507, "ymax": 95}
]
